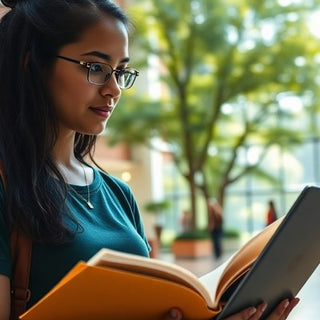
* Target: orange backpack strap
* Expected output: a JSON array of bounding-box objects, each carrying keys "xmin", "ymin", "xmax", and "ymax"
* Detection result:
[{"xmin": 0, "ymin": 162, "xmax": 32, "ymax": 320}]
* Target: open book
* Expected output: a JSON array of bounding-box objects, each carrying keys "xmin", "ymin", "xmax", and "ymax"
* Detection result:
[{"xmin": 20, "ymin": 186, "xmax": 320, "ymax": 320}]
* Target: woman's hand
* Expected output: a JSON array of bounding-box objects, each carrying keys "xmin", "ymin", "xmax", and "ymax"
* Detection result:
[
  {"xmin": 162, "ymin": 308, "xmax": 183, "ymax": 320},
  {"xmin": 162, "ymin": 298, "xmax": 299, "ymax": 320},
  {"xmin": 222, "ymin": 298, "xmax": 300, "ymax": 320}
]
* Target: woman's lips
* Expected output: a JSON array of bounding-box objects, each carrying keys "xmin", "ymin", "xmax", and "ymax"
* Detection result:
[{"xmin": 89, "ymin": 106, "xmax": 112, "ymax": 118}]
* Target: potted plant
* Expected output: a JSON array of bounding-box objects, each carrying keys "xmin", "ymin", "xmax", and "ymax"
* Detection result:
[{"xmin": 172, "ymin": 228, "xmax": 213, "ymax": 259}]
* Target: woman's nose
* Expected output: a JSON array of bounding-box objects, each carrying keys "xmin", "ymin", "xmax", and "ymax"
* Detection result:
[{"xmin": 99, "ymin": 73, "xmax": 121, "ymax": 98}]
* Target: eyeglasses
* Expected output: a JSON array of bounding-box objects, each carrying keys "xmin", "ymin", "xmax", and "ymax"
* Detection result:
[{"xmin": 56, "ymin": 55, "xmax": 139, "ymax": 89}]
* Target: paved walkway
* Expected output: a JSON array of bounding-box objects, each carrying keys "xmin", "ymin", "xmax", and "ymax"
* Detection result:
[{"xmin": 159, "ymin": 251, "xmax": 320, "ymax": 319}]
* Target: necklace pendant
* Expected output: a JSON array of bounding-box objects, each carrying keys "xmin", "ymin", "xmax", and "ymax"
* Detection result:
[{"xmin": 87, "ymin": 201, "xmax": 94, "ymax": 209}]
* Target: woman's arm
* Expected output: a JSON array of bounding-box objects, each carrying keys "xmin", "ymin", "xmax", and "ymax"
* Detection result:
[{"xmin": 0, "ymin": 274, "xmax": 10, "ymax": 320}]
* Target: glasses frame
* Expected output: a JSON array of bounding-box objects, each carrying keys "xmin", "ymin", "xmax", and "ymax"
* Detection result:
[{"xmin": 56, "ymin": 55, "xmax": 139, "ymax": 89}]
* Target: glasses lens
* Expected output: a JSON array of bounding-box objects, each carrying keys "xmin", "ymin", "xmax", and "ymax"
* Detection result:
[
  {"xmin": 117, "ymin": 69, "xmax": 138, "ymax": 89},
  {"xmin": 88, "ymin": 63, "xmax": 138, "ymax": 89},
  {"xmin": 88, "ymin": 63, "xmax": 112, "ymax": 85}
]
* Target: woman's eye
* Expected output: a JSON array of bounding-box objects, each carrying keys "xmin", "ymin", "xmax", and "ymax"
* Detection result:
[{"xmin": 90, "ymin": 63, "xmax": 104, "ymax": 73}]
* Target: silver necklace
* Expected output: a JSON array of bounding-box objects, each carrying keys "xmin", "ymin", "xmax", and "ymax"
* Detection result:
[{"xmin": 68, "ymin": 163, "xmax": 94, "ymax": 209}]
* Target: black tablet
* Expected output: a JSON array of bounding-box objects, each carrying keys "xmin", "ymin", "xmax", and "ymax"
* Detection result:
[{"xmin": 216, "ymin": 186, "xmax": 320, "ymax": 320}]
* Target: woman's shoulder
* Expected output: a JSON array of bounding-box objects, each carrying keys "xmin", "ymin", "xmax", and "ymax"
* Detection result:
[{"xmin": 94, "ymin": 168, "xmax": 131, "ymax": 193}]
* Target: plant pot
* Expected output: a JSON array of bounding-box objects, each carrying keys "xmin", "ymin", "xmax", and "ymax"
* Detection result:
[{"xmin": 172, "ymin": 239, "xmax": 212, "ymax": 259}]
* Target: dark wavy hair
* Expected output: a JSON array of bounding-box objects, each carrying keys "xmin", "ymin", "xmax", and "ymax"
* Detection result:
[{"xmin": 0, "ymin": 0, "xmax": 129, "ymax": 244}]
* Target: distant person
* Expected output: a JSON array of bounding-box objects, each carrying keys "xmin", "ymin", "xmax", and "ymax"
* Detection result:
[
  {"xmin": 266, "ymin": 200, "xmax": 278, "ymax": 226},
  {"xmin": 208, "ymin": 199, "xmax": 224, "ymax": 260},
  {"xmin": 180, "ymin": 209, "xmax": 191, "ymax": 232}
]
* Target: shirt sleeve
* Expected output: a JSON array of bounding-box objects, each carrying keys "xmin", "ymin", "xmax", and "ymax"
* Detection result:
[
  {"xmin": 109, "ymin": 175, "xmax": 151, "ymax": 252},
  {"xmin": 128, "ymin": 189, "xmax": 151, "ymax": 252},
  {"xmin": 121, "ymin": 182, "xmax": 151, "ymax": 252}
]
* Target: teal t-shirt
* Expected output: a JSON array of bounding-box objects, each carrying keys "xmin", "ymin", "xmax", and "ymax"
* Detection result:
[{"xmin": 0, "ymin": 168, "xmax": 150, "ymax": 307}]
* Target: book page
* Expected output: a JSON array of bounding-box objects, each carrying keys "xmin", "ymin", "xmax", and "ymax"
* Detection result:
[
  {"xmin": 199, "ymin": 255, "xmax": 235, "ymax": 309},
  {"xmin": 215, "ymin": 217, "xmax": 283, "ymax": 303},
  {"xmin": 87, "ymin": 248, "xmax": 220, "ymax": 307},
  {"xmin": 197, "ymin": 218, "xmax": 283, "ymax": 310},
  {"xmin": 86, "ymin": 219, "xmax": 279, "ymax": 312}
]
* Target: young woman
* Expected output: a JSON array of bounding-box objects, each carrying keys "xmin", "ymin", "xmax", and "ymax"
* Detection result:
[{"xmin": 0, "ymin": 0, "xmax": 299, "ymax": 319}]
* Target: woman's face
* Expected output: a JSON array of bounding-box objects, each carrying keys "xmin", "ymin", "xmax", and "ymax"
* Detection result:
[{"xmin": 47, "ymin": 15, "xmax": 129, "ymax": 136}]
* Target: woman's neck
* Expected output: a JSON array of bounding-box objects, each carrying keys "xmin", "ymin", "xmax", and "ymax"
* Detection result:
[
  {"xmin": 53, "ymin": 131, "xmax": 90, "ymax": 185},
  {"xmin": 53, "ymin": 130, "xmax": 76, "ymax": 166}
]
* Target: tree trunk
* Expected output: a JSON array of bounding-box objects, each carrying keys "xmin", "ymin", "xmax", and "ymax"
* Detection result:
[{"xmin": 188, "ymin": 174, "xmax": 197, "ymax": 231}]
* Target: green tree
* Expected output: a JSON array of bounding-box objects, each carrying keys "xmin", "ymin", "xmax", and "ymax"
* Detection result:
[{"xmin": 108, "ymin": 0, "xmax": 320, "ymax": 230}]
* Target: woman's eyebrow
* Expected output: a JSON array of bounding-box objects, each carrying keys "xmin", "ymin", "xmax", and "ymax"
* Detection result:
[{"xmin": 81, "ymin": 51, "xmax": 130, "ymax": 63}]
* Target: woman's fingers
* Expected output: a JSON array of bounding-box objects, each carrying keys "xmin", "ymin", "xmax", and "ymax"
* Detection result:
[
  {"xmin": 265, "ymin": 299, "xmax": 289, "ymax": 319},
  {"xmin": 279, "ymin": 298, "xmax": 300, "ymax": 320},
  {"xmin": 222, "ymin": 297, "xmax": 299, "ymax": 320},
  {"xmin": 249, "ymin": 302, "xmax": 268, "ymax": 320},
  {"xmin": 222, "ymin": 305, "xmax": 259, "ymax": 320},
  {"xmin": 264, "ymin": 298, "xmax": 300, "ymax": 320},
  {"xmin": 162, "ymin": 308, "xmax": 183, "ymax": 320},
  {"xmin": 162, "ymin": 298, "xmax": 299, "ymax": 320}
]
